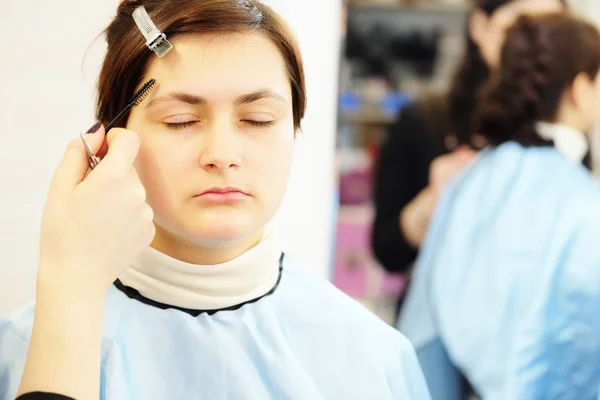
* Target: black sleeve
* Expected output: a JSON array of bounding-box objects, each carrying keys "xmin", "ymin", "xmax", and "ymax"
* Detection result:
[
  {"xmin": 16, "ymin": 393, "xmax": 75, "ymax": 400},
  {"xmin": 371, "ymin": 107, "xmax": 425, "ymax": 273}
]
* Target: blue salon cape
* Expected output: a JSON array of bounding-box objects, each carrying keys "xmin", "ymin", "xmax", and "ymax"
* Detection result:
[
  {"xmin": 398, "ymin": 142, "xmax": 600, "ymax": 399},
  {"xmin": 0, "ymin": 254, "xmax": 430, "ymax": 399}
]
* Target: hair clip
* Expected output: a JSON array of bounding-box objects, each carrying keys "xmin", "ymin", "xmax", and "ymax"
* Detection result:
[{"xmin": 132, "ymin": 5, "xmax": 172, "ymax": 58}]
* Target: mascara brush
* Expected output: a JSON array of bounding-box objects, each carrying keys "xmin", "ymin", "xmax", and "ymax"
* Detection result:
[
  {"xmin": 105, "ymin": 78, "xmax": 157, "ymax": 131},
  {"xmin": 79, "ymin": 78, "xmax": 156, "ymax": 171}
]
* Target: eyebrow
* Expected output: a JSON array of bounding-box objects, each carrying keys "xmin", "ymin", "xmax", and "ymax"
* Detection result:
[{"xmin": 145, "ymin": 89, "xmax": 289, "ymax": 108}]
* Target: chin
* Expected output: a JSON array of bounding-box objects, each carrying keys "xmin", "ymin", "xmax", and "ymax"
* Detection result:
[{"xmin": 181, "ymin": 212, "xmax": 263, "ymax": 244}]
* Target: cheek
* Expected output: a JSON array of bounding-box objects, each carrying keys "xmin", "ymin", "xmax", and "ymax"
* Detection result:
[
  {"xmin": 134, "ymin": 142, "xmax": 189, "ymax": 211},
  {"xmin": 135, "ymin": 147, "xmax": 167, "ymax": 209},
  {"xmin": 482, "ymin": 30, "xmax": 504, "ymax": 69},
  {"xmin": 253, "ymin": 133, "xmax": 294, "ymax": 202}
]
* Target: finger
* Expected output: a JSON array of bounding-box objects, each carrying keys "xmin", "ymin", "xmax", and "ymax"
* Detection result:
[
  {"xmin": 49, "ymin": 124, "xmax": 107, "ymax": 194},
  {"xmin": 91, "ymin": 114, "xmax": 120, "ymax": 159},
  {"xmin": 82, "ymin": 122, "xmax": 106, "ymax": 153},
  {"xmin": 105, "ymin": 127, "xmax": 127, "ymax": 147},
  {"xmin": 133, "ymin": 180, "xmax": 147, "ymax": 202},
  {"xmin": 96, "ymin": 129, "xmax": 140, "ymax": 175},
  {"xmin": 96, "ymin": 137, "xmax": 109, "ymax": 159}
]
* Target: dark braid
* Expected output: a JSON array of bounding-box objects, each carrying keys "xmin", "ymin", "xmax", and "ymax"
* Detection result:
[
  {"xmin": 474, "ymin": 13, "xmax": 600, "ymax": 147},
  {"xmin": 446, "ymin": 0, "xmax": 567, "ymax": 144},
  {"xmin": 475, "ymin": 15, "xmax": 552, "ymax": 146}
]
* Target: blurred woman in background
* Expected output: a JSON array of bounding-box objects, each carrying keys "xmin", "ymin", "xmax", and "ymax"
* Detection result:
[
  {"xmin": 400, "ymin": 12, "xmax": 600, "ymax": 399},
  {"xmin": 371, "ymin": 0, "xmax": 567, "ymax": 319}
]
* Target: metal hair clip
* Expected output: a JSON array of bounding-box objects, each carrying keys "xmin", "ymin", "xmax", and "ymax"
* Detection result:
[{"xmin": 132, "ymin": 5, "xmax": 172, "ymax": 58}]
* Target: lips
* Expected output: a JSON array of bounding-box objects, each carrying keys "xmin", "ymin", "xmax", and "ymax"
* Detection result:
[
  {"xmin": 198, "ymin": 187, "xmax": 247, "ymax": 195},
  {"xmin": 194, "ymin": 187, "xmax": 249, "ymax": 204}
]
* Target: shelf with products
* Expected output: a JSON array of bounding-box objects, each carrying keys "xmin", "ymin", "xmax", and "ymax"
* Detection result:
[
  {"xmin": 348, "ymin": 0, "xmax": 468, "ymax": 14},
  {"xmin": 338, "ymin": 89, "xmax": 413, "ymax": 126},
  {"xmin": 340, "ymin": 2, "xmax": 465, "ymax": 125},
  {"xmin": 340, "ymin": 108, "xmax": 397, "ymax": 125}
]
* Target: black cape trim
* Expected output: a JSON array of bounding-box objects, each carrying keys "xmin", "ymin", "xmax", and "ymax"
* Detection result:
[{"xmin": 113, "ymin": 253, "xmax": 285, "ymax": 317}]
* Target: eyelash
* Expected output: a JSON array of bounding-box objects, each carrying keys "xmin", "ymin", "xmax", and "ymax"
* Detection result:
[
  {"xmin": 165, "ymin": 121, "xmax": 197, "ymax": 130},
  {"xmin": 164, "ymin": 120, "xmax": 275, "ymax": 130},
  {"xmin": 246, "ymin": 120, "xmax": 275, "ymax": 128}
]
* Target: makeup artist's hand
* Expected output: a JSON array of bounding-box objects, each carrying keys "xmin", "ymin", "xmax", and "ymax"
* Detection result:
[
  {"xmin": 400, "ymin": 146, "xmax": 477, "ymax": 248},
  {"xmin": 429, "ymin": 146, "xmax": 477, "ymax": 193},
  {"xmin": 37, "ymin": 124, "xmax": 155, "ymax": 295}
]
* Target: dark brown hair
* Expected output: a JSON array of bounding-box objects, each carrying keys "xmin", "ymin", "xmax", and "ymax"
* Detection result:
[
  {"xmin": 474, "ymin": 13, "xmax": 600, "ymax": 146},
  {"xmin": 447, "ymin": 0, "xmax": 567, "ymax": 144},
  {"xmin": 96, "ymin": 0, "xmax": 306, "ymax": 130}
]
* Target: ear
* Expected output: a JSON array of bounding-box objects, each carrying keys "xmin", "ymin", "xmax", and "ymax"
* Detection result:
[
  {"xmin": 570, "ymin": 72, "xmax": 595, "ymax": 110},
  {"xmin": 469, "ymin": 9, "xmax": 488, "ymax": 46}
]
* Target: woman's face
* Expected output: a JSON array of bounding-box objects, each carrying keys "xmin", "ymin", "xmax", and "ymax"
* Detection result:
[
  {"xmin": 126, "ymin": 33, "xmax": 295, "ymax": 251},
  {"xmin": 470, "ymin": 0, "xmax": 564, "ymax": 68}
]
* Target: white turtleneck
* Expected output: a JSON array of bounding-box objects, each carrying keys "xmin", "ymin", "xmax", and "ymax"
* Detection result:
[
  {"xmin": 536, "ymin": 121, "xmax": 589, "ymax": 163},
  {"xmin": 117, "ymin": 226, "xmax": 283, "ymax": 311}
]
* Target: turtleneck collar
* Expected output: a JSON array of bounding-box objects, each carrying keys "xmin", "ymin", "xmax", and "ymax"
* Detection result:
[
  {"xmin": 536, "ymin": 122, "xmax": 588, "ymax": 163},
  {"xmin": 117, "ymin": 225, "xmax": 282, "ymax": 311}
]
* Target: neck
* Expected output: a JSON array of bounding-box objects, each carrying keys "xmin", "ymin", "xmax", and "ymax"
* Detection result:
[
  {"xmin": 536, "ymin": 120, "xmax": 589, "ymax": 164},
  {"xmin": 553, "ymin": 107, "xmax": 590, "ymax": 135},
  {"xmin": 150, "ymin": 227, "xmax": 264, "ymax": 265},
  {"xmin": 118, "ymin": 225, "xmax": 282, "ymax": 311}
]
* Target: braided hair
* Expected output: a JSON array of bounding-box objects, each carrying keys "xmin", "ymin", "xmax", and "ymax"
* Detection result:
[
  {"xmin": 447, "ymin": 0, "xmax": 567, "ymax": 144},
  {"xmin": 474, "ymin": 13, "xmax": 600, "ymax": 146}
]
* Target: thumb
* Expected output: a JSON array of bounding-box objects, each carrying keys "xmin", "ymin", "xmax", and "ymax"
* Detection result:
[
  {"xmin": 96, "ymin": 128, "xmax": 140, "ymax": 175},
  {"xmin": 49, "ymin": 123, "xmax": 106, "ymax": 194}
]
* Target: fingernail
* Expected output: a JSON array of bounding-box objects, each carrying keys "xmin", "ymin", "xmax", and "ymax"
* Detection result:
[{"xmin": 86, "ymin": 122, "xmax": 102, "ymax": 134}]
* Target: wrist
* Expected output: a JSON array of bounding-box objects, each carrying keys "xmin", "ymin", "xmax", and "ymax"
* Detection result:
[
  {"xmin": 424, "ymin": 184, "xmax": 442, "ymax": 199},
  {"xmin": 20, "ymin": 274, "xmax": 106, "ymax": 400},
  {"xmin": 31, "ymin": 280, "xmax": 106, "ymax": 363},
  {"xmin": 37, "ymin": 260, "xmax": 110, "ymax": 301},
  {"xmin": 400, "ymin": 187, "xmax": 439, "ymax": 248},
  {"xmin": 36, "ymin": 279, "xmax": 107, "ymax": 310},
  {"xmin": 34, "ymin": 278, "xmax": 107, "ymax": 335},
  {"xmin": 400, "ymin": 205, "xmax": 426, "ymax": 248}
]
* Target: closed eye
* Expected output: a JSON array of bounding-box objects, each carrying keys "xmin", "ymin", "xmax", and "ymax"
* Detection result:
[
  {"xmin": 164, "ymin": 120, "xmax": 275, "ymax": 130},
  {"xmin": 244, "ymin": 120, "xmax": 275, "ymax": 128},
  {"xmin": 165, "ymin": 121, "xmax": 198, "ymax": 130}
]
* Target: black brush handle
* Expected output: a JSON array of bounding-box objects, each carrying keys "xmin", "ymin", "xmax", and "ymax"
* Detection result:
[
  {"xmin": 103, "ymin": 79, "xmax": 155, "ymax": 132},
  {"xmin": 104, "ymin": 103, "xmax": 134, "ymax": 132}
]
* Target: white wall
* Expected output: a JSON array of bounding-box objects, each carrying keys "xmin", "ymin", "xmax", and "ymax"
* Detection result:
[
  {"xmin": 261, "ymin": 0, "xmax": 340, "ymax": 280},
  {"xmin": 0, "ymin": 1, "xmax": 341, "ymax": 315},
  {"xmin": 570, "ymin": 0, "xmax": 600, "ymax": 22}
]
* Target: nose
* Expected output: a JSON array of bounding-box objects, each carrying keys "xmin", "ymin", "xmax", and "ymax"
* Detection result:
[{"xmin": 199, "ymin": 124, "xmax": 242, "ymax": 171}]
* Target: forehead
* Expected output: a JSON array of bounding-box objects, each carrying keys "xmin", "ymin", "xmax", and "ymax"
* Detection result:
[
  {"xmin": 143, "ymin": 32, "xmax": 292, "ymax": 101},
  {"xmin": 491, "ymin": 0, "xmax": 563, "ymax": 25}
]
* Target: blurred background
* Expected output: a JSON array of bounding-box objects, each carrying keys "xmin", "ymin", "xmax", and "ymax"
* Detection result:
[
  {"xmin": 333, "ymin": 0, "xmax": 467, "ymax": 324},
  {"xmin": 330, "ymin": 0, "xmax": 600, "ymax": 325}
]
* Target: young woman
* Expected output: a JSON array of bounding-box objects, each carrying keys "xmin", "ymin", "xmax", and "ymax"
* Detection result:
[
  {"xmin": 399, "ymin": 12, "xmax": 600, "ymax": 399},
  {"xmin": 0, "ymin": 1, "xmax": 430, "ymax": 399}
]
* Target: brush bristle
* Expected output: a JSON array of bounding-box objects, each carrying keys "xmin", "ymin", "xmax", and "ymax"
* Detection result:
[{"xmin": 131, "ymin": 79, "xmax": 156, "ymax": 106}]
